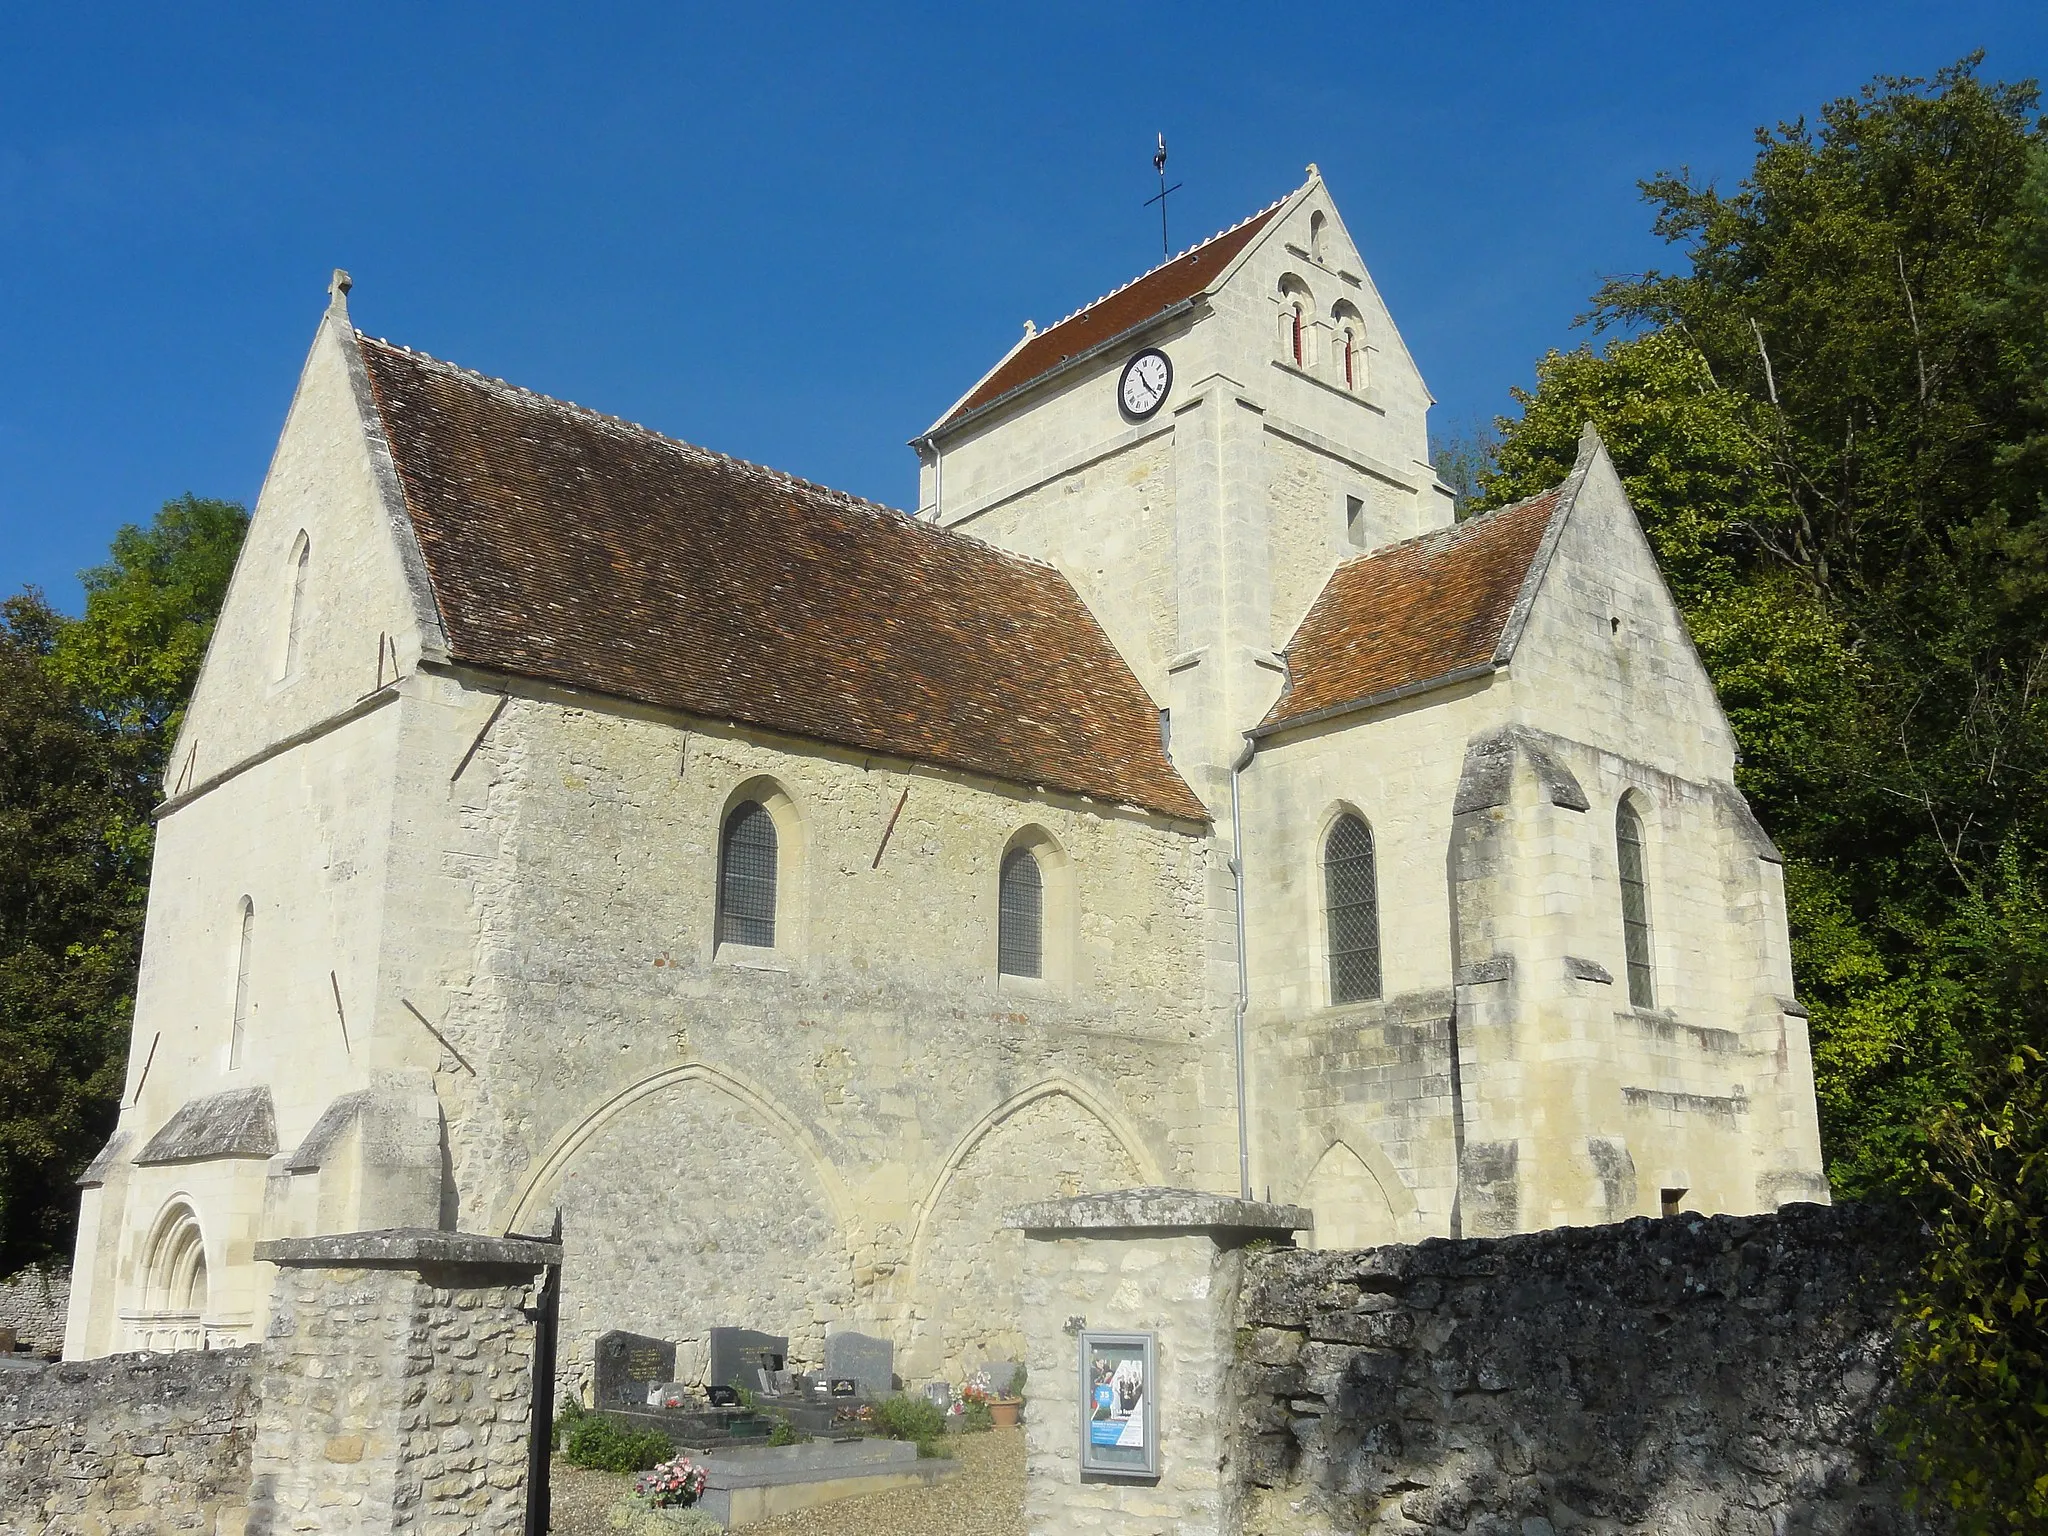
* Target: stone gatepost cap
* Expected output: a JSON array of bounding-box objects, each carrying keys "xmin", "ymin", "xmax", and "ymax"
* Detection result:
[
  {"xmin": 1003, "ymin": 1186, "xmax": 1312, "ymax": 1236},
  {"xmin": 253, "ymin": 1227, "xmax": 563, "ymax": 1269}
]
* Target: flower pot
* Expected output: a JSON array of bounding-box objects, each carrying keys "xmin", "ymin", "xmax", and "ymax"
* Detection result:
[{"xmin": 990, "ymin": 1397, "xmax": 1022, "ymax": 1428}]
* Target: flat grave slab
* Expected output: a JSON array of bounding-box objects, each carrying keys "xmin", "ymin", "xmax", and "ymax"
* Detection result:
[{"xmin": 694, "ymin": 1437, "xmax": 955, "ymax": 1528}]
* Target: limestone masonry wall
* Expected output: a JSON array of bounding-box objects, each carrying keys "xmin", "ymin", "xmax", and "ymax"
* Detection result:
[
  {"xmin": 1, "ymin": 1265, "xmax": 70, "ymax": 1354},
  {"xmin": 1234, "ymin": 1203, "xmax": 1936, "ymax": 1535},
  {"xmin": 0, "ymin": 1346, "xmax": 260, "ymax": 1536}
]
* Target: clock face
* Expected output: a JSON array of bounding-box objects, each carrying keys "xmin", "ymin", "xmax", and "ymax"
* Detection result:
[{"xmin": 1119, "ymin": 348, "xmax": 1173, "ymax": 419}]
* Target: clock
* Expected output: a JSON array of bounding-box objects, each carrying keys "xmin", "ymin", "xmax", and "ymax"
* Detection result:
[{"xmin": 1118, "ymin": 348, "xmax": 1173, "ymax": 420}]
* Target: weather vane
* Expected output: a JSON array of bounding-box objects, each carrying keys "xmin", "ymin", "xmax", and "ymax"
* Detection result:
[{"xmin": 1144, "ymin": 134, "xmax": 1182, "ymax": 258}]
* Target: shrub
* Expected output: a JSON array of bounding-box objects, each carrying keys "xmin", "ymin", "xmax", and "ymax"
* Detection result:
[
  {"xmin": 869, "ymin": 1393, "xmax": 951, "ymax": 1457},
  {"xmin": 960, "ymin": 1399, "xmax": 994, "ymax": 1434},
  {"xmin": 765, "ymin": 1416, "xmax": 809, "ymax": 1446},
  {"xmin": 605, "ymin": 1499, "xmax": 723, "ymax": 1534},
  {"xmin": 561, "ymin": 1412, "xmax": 674, "ymax": 1474},
  {"xmin": 1893, "ymin": 1047, "xmax": 2048, "ymax": 1532}
]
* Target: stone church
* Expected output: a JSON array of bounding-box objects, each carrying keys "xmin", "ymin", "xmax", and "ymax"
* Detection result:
[{"xmin": 63, "ymin": 171, "xmax": 1826, "ymax": 1388}]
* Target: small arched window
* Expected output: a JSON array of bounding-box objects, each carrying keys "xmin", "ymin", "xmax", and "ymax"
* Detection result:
[
  {"xmin": 1291, "ymin": 304, "xmax": 1305, "ymax": 365},
  {"xmin": 1332, "ymin": 301, "xmax": 1366, "ymax": 392},
  {"xmin": 1617, "ymin": 798, "xmax": 1654, "ymax": 1007},
  {"xmin": 718, "ymin": 801, "xmax": 778, "ymax": 948},
  {"xmin": 998, "ymin": 847, "xmax": 1044, "ymax": 979},
  {"xmin": 282, "ymin": 532, "xmax": 311, "ymax": 680},
  {"xmin": 229, "ymin": 897, "xmax": 253, "ymax": 1069},
  {"xmin": 1309, "ymin": 209, "xmax": 1328, "ymax": 264},
  {"xmin": 1324, "ymin": 814, "xmax": 1381, "ymax": 1004}
]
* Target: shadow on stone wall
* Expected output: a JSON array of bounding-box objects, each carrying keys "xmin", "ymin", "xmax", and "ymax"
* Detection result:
[{"xmin": 1235, "ymin": 1203, "xmax": 1940, "ymax": 1535}]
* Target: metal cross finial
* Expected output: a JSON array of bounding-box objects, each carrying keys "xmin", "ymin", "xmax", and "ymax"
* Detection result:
[{"xmin": 1144, "ymin": 134, "xmax": 1183, "ymax": 259}]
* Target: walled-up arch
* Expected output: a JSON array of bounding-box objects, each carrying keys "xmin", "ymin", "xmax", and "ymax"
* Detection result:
[
  {"xmin": 1298, "ymin": 1138, "xmax": 1415, "ymax": 1250},
  {"xmin": 899, "ymin": 1080, "xmax": 1157, "ymax": 1381},
  {"xmin": 508, "ymin": 1063, "xmax": 853, "ymax": 1394}
]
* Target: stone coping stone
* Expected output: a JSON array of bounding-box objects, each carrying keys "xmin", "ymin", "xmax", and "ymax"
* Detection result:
[
  {"xmin": 134, "ymin": 1086, "xmax": 277, "ymax": 1165},
  {"xmin": 701, "ymin": 1437, "xmax": 920, "ymax": 1488},
  {"xmin": 253, "ymin": 1227, "xmax": 562, "ymax": 1269},
  {"xmin": 1004, "ymin": 1186, "xmax": 1311, "ymax": 1237}
]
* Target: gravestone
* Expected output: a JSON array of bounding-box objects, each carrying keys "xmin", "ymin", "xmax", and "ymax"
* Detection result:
[
  {"xmin": 981, "ymin": 1360, "xmax": 1023, "ymax": 1396},
  {"xmin": 824, "ymin": 1331, "xmax": 893, "ymax": 1399},
  {"xmin": 594, "ymin": 1330, "xmax": 677, "ymax": 1409},
  {"xmin": 709, "ymin": 1327, "xmax": 787, "ymax": 1392}
]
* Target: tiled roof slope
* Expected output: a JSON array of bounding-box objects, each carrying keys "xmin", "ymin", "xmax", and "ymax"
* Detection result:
[
  {"xmin": 933, "ymin": 201, "xmax": 1284, "ymax": 432},
  {"xmin": 1258, "ymin": 490, "xmax": 1564, "ymax": 734},
  {"xmin": 356, "ymin": 337, "xmax": 1208, "ymax": 822}
]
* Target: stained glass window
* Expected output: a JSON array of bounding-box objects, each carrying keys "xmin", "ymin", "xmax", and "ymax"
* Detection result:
[
  {"xmin": 718, "ymin": 801, "xmax": 777, "ymax": 948},
  {"xmin": 1325, "ymin": 815, "xmax": 1381, "ymax": 1004},
  {"xmin": 998, "ymin": 847, "xmax": 1043, "ymax": 979}
]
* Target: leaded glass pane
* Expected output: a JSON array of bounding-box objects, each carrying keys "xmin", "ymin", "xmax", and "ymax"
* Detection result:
[
  {"xmin": 718, "ymin": 801, "xmax": 777, "ymax": 948},
  {"xmin": 1617, "ymin": 799, "xmax": 1654, "ymax": 1008},
  {"xmin": 998, "ymin": 848, "xmax": 1043, "ymax": 979},
  {"xmin": 1325, "ymin": 815, "xmax": 1381, "ymax": 1004}
]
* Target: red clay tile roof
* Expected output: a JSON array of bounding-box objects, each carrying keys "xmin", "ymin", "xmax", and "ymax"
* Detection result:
[
  {"xmin": 1258, "ymin": 490, "xmax": 1565, "ymax": 734},
  {"xmin": 356, "ymin": 336, "xmax": 1208, "ymax": 822},
  {"xmin": 933, "ymin": 200, "xmax": 1285, "ymax": 432}
]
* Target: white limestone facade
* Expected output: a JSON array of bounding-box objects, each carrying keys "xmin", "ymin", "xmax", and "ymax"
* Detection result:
[{"xmin": 67, "ymin": 173, "xmax": 1825, "ymax": 1386}]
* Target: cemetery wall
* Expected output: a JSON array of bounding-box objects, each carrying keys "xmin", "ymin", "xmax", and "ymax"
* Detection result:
[
  {"xmin": 1, "ymin": 1264, "xmax": 70, "ymax": 1355},
  {"xmin": 0, "ymin": 1345, "xmax": 260, "ymax": 1536},
  {"xmin": 1232, "ymin": 1202, "xmax": 1934, "ymax": 1535},
  {"xmin": 245, "ymin": 1241, "xmax": 541, "ymax": 1535}
]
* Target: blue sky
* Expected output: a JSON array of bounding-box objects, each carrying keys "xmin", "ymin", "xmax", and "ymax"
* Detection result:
[{"xmin": 4, "ymin": 3, "xmax": 2043, "ymax": 609}]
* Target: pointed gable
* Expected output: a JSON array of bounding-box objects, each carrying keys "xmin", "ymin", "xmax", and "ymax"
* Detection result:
[
  {"xmin": 354, "ymin": 336, "xmax": 1207, "ymax": 822},
  {"xmin": 931, "ymin": 199, "xmax": 1286, "ymax": 434},
  {"xmin": 1256, "ymin": 489, "xmax": 1567, "ymax": 735}
]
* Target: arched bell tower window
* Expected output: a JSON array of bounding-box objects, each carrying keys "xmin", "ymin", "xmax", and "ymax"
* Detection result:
[
  {"xmin": 998, "ymin": 846, "xmax": 1044, "ymax": 979},
  {"xmin": 1617, "ymin": 796, "xmax": 1655, "ymax": 1007},
  {"xmin": 1324, "ymin": 814, "xmax": 1381, "ymax": 1004},
  {"xmin": 1332, "ymin": 300, "xmax": 1366, "ymax": 392},
  {"xmin": 1278, "ymin": 274, "xmax": 1315, "ymax": 367},
  {"xmin": 718, "ymin": 801, "xmax": 778, "ymax": 948}
]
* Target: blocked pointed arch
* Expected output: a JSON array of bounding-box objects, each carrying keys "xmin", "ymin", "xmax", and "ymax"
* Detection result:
[
  {"xmin": 499, "ymin": 1061, "xmax": 855, "ymax": 1236},
  {"xmin": 904, "ymin": 1077, "xmax": 1162, "ymax": 1276},
  {"xmin": 1295, "ymin": 1137, "xmax": 1418, "ymax": 1249},
  {"xmin": 280, "ymin": 529, "xmax": 312, "ymax": 681}
]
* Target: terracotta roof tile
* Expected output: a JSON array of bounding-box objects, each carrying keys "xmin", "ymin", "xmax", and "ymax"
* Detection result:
[
  {"xmin": 357, "ymin": 336, "xmax": 1208, "ymax": 822},
  {"xmin": 1259, "ymin": 491, "xmax": 1564, "ymax": 734},
  {"xmin": 933, "ymin": 200, "xmax": 1285, "ymax": 432}
]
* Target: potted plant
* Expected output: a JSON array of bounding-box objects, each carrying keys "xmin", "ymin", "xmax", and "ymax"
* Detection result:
[{"xmin": 968, "ymin": 1366, "xmax": 1024, "ymax": 1428}]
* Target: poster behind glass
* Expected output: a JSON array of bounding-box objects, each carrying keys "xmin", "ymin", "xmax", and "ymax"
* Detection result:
[{"xmin": 1077, "ymin": 1331, "xmax": 1157, "ymax": 1478}]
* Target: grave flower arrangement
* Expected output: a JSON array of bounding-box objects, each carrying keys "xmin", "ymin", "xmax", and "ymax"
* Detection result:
[
  {"xmin": 634, "ymin": 1452, "xmax": 709, "ymax": 1508},
  {"xmin": 959, "ymin": 1370, "xmax": 994, "ymax": 1407}
]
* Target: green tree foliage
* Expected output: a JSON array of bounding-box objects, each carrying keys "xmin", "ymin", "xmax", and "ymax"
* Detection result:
[
  {"xmin": 0, "ymin": 499, "xmax": 246, "ymax": 1270},
  {"xmin": 1893, "ymin": 1048, "xmax": 2048, "ymax": 1531},
  {"xmin": 1479, "ymin": 60, "xmax": 2048, "ymax": 1521},
  {"xmin": 1477, "ymin": 59, "xmax": 2048, "ymax": 1198},
  {"xmin": 50, "ymin": 494, "xmax": 250, "ymax": 746}
]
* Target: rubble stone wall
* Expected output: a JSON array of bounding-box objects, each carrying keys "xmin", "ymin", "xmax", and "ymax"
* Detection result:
[
  {"xmin": 0, "ymin": 1346, "xmax": 260, "ymax": 1536},
  {"xmin": 1234, "ymin": 1203, "xmax": 1936, "ymax": 1535},
  {"xmin": 0, "ymin": 1265, "xmax": 70, "ymax": 1355}
]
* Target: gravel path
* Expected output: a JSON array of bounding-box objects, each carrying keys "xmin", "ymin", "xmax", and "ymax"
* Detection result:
[{"xmin": 548, "ymin": 1428, "xmax": 1024, "ymax": 1535}]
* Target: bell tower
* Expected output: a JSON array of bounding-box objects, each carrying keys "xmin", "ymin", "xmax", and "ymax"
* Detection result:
[{"xmin": 913, "ymin": 171, "xmax": 1456, "ymax": 806}]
